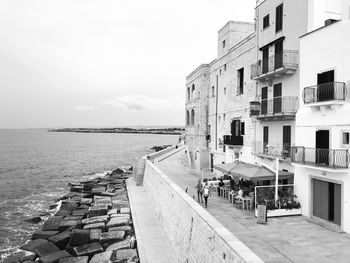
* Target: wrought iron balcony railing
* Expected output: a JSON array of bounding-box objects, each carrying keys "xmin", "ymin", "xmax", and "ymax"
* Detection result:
[
  {"xmin": 253, "ymin": 141, "xmax": 293, "ymax": 159},
  {"xmin": 291, "ymin": 146, "xmax": 350, "ymax": 169},
  {"xmin": 260, "ymin": 96, "xmax": 298, "ymax": 116},
  {"xmin": 251, "ymin": 50, "xmax": 298, "ymax": 79},
  {"xmin": 223, "ymin": 135, "xmax": 243, "ymax": 146},
  {"xmin": 303, "ymin": 82, "xmax": 348, "ymax": 104}
]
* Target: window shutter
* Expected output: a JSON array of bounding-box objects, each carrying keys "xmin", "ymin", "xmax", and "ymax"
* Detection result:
[{"xmin": 241, "ymin": 122, "xmax": 245, "ymax": 135}]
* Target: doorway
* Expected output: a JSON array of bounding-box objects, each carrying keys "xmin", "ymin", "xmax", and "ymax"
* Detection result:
[
  {"xmin": 283, "ymin": 126, "xmax": 291, "ymax": 157},
  {"xmin": 312, "ymin": 179, "xmax": 341, "ymax": 226},
  {"xmin": 261, "ymin": 87, "xmax": 268, "ymax": 114},
  {"xmin": 263, "ymin": 126, "xmax": 269, "ymax": 153},
  {"xmin": 317, "ymin": 70, "xmax": 334, "ymax": 101},
  {"xmin": 273, "ymin": 83, "xmax": 282, "ymax": 114},
  {"xmin": 274, "ymin": 40, "xmax": 283, "ymax": 69},
  {"xmin": 315, "ymin": 130, "xmax": 329, "ymax": 165}
]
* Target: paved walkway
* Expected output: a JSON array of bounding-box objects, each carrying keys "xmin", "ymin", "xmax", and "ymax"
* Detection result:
[
  {"xmin": 155, "ymin": 149, "xmax": 350, "ymax": 263},
  {"xmin": 126, "ymin": 178, "xmax": 178, "ymax": 263}
]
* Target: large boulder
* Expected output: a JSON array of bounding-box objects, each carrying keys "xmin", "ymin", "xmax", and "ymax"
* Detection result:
[
  {"xmin": 48, "ymin": 231, "xmax": 71, "ymax": 250},
  {"xmin": 73, "ymin": 242, "xmax": 103, "ymax": 257},
  {"xmin": 88, "ymin": 206, "xmax": 107, "ymax": 217},
  {"xmin": 81, "ymin": 215, "xmax": 108, "ymax": 225},
  {"xmin": 83, "ymin": 222, "xmax": 106, "ymax": 232},
  {"xmin": 58, "ymin": 256, "xmax": 89, "ymax": 263},
  {"xmin": 99, "ymin": 231, "xmax": 125, "ymax": 248},
  {"xmin": 55, "ymin": 210, "xmax": 72, "ymax": 217},
  {"xmin": 68, "ymin": 229, "xmax": 90, "ymax": 247},
  {"xmin": 3, "ymin": 250, "xmax": 36, "ymax": 263},
  {"xmin": 105, "ymin": 237, "xmax": 131, "ymax": 252},
  {"xmin": 111, "ymin": 249, "xmax": 138, "ymax": 262},
  {"xmin": 60, "ymin": 202, "xmax": 78, "ymax": 211},
  {"xmin": 89, "ymin": 229, "xmax": 102, "ymax": 242},
  {"xmin": 106, "ymin": 217, "xmax": 129, "ymax": 230},
  {"xmin": 42, "ymin": 216, "xmax": 64, "ymax": 231},
  {"xmin": 32, "ymin": 230, "xmax": 60, "ymax": 240},
  {"xmin": 21, "ymin": 239, "xmax": 48, "ymax": 252},
  {"xmin": 59, "ymin": 220, "xmax": 81, "ymax": 231},
  {"xmin": 108, "ymin": 226, "xmax": 132, "ymax": 236},
  {"xmin": 39, "ymin": 250, "xmax": 71, "ymax": 263},
  {"xmin": 33, "ymin": 242, "xmax": 60, "ymax": 258},
  {"xmin": 89, "ymin": 251, "xmax": 113, "ymax": 263},
  {"xmin": 25, "ymin": 217, "xmax": 42, "ymax": 224}
]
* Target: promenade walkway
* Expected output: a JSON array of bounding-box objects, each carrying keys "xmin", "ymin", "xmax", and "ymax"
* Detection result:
[
  {"xmin": 155, "ymin": 149, "xmax": 350, "ymax": 263},
  {"xmin": 126, "ymin": 178, "xmax": 177, "ymax": 263}
]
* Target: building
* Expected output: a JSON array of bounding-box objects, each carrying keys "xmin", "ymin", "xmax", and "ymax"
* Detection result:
[
  {"xmin": 293, "ymin": 0, "xmax": 350, "ymax": 232},
  {"xmin": 185, "ymin": 65, "xmax": 210, "ymax": 170}
]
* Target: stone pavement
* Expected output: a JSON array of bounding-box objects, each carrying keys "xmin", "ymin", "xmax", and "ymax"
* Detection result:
[
  {"xmin": 126, "ymin": 178, "xmax": 178, "ymax": 263},
  {"xmin": 155, "ymin": 149, "xmax": 350, "ymax": 263}
]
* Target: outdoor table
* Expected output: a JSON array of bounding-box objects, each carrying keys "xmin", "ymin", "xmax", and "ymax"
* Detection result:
[
  {"xmin": 229, "ymin": 192, "xmax": 237, "ymax": 204},
  {"xmin": 237, "ymin": 196, "xmax": 254, "ymax": 210}
]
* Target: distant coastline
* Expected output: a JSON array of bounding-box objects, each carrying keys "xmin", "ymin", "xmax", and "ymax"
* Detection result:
[{"xmin": 48, "ymin": 127, "xmax": 184, "ymax": 135}]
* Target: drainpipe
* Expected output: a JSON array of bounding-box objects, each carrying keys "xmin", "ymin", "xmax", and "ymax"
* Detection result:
[{"xmin": 215, "ymin": 75, "xmax": 219, "ymax": 150}]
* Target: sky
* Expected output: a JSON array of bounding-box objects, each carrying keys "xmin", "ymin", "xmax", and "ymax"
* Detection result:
[{"xmin": 0, "ymin": 0, "xmax": 256, "ymax": 129}]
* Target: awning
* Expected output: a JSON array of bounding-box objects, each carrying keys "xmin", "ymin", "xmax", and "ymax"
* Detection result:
[{"xmin": 213, "ymin": 162, "xmax": 293, "ymax": 182}]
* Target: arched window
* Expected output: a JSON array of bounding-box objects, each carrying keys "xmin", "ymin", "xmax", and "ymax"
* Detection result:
[
  {"xmin": 191, "ymin": 109, "xmax": 195, "ymax": 125},
  {"xmin": 187, "ymin": 87, "xmax": 190, "ymax": 101},
  {"xmin": 192, "ymin": 84, "xmax": 195, "ymax": 99},
  {"xmin": 186, "ymin": 111, "xmax": 190, "ymax": 126}
]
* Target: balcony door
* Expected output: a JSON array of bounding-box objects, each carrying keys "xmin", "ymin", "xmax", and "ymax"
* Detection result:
[
  {"xmin": 283, "ymin": 126, "xmax": 291, "ymax": 157},
  {"xmin": 261, "ymin": 87, "xmax": 268, "ymax": 114},
  {"xmin": 262, "ymin": 48, "xmax": 269, "ymax": 74},
  {"xmin": 274, "ymin": 40, "xmax": 283, "ymax": 69},
  {"xmin": 316, "ymin": 130, "xmax": 329, "ymax": 165},
  {"xmin": 313, "ymin": 179, "xmax": 341, "ymax": 226},
  {"xmin": 273, "ymin": 83, "xmax": 282, "ymax": 114},
  {"xmin": 317, "ymin": 70, "xmax": 334, "ymax": 101},
  {"xmin": 263, "ymin": 126, "xmax": 269, "ymax": 152}
]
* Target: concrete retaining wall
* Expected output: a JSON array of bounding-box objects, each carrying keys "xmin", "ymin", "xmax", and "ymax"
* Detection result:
[{"xmin": 143, "ymin": 160, "xmax": 263, "ymax": 263}]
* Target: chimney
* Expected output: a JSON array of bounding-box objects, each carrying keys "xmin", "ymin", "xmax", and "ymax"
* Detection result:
[{"xmin": 342, "ymin": 0, "xmax": 350, "ymax": 20}]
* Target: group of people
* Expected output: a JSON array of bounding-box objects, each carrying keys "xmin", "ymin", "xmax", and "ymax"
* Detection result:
[{"xmin": 195, "ymin": 179, "xmax": 210, "ymax": 208}]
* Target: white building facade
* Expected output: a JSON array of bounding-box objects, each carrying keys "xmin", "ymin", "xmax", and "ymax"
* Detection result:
[{"xmin": 293, "ymin": 0, "xmax": 350, "ymax": 232}]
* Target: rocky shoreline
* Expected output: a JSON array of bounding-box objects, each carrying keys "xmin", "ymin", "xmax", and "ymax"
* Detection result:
[{"xmin": 4, "ymin": 167, "xmax": 139, "ymax": 263}]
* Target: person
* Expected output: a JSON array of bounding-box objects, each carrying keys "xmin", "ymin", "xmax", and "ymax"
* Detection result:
[
  {"xmin": 195, "ymin": 178, "xmax": 203, "ymax": 203},
  {"xmin": 237, "ymin": 187, "xmax": 244, "ymax": 198},
  {"xmin": 203, "ymin": 182, "xmax": 210, "ymax": 208},
  {"xmin": 218, "ymin": 178, "xmax": 224, "ymax": 196},
  {"xmin": 230, "ymin": 176, "xmax": 235, "ymax": 191}
]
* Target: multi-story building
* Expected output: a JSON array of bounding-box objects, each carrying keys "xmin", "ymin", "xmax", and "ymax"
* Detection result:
[
  {"xmin": 293, "ymin": 0, "xmax": 350, "ymax": 232},
  {"xmin": 185, "ymin": 65, "xmax": 210, "ymax": 170}
]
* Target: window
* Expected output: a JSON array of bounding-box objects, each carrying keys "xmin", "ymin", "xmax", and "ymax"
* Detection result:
[
  {"xmin": 212, "ymin": 86, "xmax": 215, "ymax": 96},
  {"xmin": 224, "ymin": 64, "xmax": 227, "ymax": 71},
  {"xmin": 237, "ymin": 68, "xmax": 244, "ymax": 95},
  {"xmin": 223, "ymin": 145, "xmax": 226, "ymax": 153},
  {"xmin": 262, "ymin": 48, "xmax": 269, "ymax": 73},
  {"xmin": 342, "ymin": 131, "xmax": 350, "ymax": 146},
  {"xmin": 276, "ymin": 4, "xmax": 283, "ymax": 32},
  {"xmin": 222, "ymin": 40, "xmax": 226, "ymax": 48},
  {"xmin": 241, "ymin": 122, "xmax": 245, "ymax": 135},
  {"xmin": 224, "ymin": 87, "xmax": 226, "ymax": 95},
  {"xmin": 187, "ymin": 87, "xmax": 190, "ymax": 101},
  {"xmin": 191, "ymin": 109, "xmax": 195, "ymax": 125},
  {"xmin": 263, "ymin": 14, "xmax": 270, "ymax": 29},
  {"xmin": 191, "ymin": 84, "xmax": 195, "ymax": 99},
  {"xmin": 220, "ymin": 69, "xmax": 222, "ymax": 76},
  {"xmin": 231, "ymin": 120, "xmax": 243, "ymax": 137},
  {"xmin": 186, "ymin": 111, "xmax": 190, "ymax": 126}
]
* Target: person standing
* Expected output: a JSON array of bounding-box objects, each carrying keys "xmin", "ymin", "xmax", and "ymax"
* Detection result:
[
  {"xmin": 218, "ymin": 178, "xmax": 224, "ymax": 196},
  {"xmin": 195, "ymin": 178, "xmax": 203, "ymax": 203},
  {"xmin": 203, "ymin": 182, "xmax": 210, "ymax": 208}
]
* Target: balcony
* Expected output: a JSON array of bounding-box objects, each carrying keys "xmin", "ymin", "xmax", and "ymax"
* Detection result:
[
  {"xmin": 255, "ymin": 96, "xmax": 298, "ymax": 121},
  {"xmin": 253, "ymin": 141, "xmax": 293, "ymax": 160},
  {"xmin": 251, "ymin": 50, "xmax": 298, "ymax": 80},
  {"xmin": 223, "ymin": 135, "xmax": 243, "ymax": 146},
  {"xmin": 291, "ymin": 147, "xmax": 350, "ymax": 169},
  {"xmin": 303, "ymin": 82, "xmax": 348, "ymax": 107}
]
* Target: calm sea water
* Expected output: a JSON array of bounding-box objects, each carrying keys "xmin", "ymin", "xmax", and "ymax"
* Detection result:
[{"xmin": 0, "ymin": 129, "xmax": 178, "ymax": 260}]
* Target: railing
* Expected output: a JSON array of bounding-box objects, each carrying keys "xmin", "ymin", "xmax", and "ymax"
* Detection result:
[
  {"xmin": 303, "ymin": 82, "xmax": 348, "ymax": 104},
  {"xmin": 251, "ymin": 50, "xmax": 298, "ymax": 79},
  {"xmin": 291, "ymin": 147, "xmax": 350, "ymax": 169},
  {"xmin": 253, "ymin": 141, "xmax": 293, "ymax": 159},
  {"xmin": 260, "ymin": 96, "xmax": 298, "ymax": 116},
  {"xmin": 223, "ymin": 135, "xmax": 243, "ymax": 146}
]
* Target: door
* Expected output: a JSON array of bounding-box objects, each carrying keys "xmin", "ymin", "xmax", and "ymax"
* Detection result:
[
  {"xmin": 315, "ymin": 130, "xmax": 329, "ymax": 165},
  {"xmin": 262, "ymin": 48, "xmax": 269, "ymax": 73},
  {"xmin": 313, "ymin": 179, "xmax": 341, "ymax": 226},
  {"xmin": 273, "ymin": 83, "xmax": 282, "ymax": 114},
  {"xmin": 261, "ymin": 87, "xmax": 268, "ymax": 114},
  {"xmin": 274, "ymin": 40, "xmax": 283, "ymax": 69},
  {"xmin": 283, "ymin": 126, "xmax": 291, "ymax": 157},
  {"xmin": 317, "ymin": 70, "xmax": 334, "ymax": 101},
  {"xmin": 263, "ymin": 126, "xmax": 269, "ymax": 153}
]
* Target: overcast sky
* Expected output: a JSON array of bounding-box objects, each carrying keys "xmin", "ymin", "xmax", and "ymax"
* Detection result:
[{"xmin": 0, "ymin": 0, "xmax": 255, "ymax": 128}]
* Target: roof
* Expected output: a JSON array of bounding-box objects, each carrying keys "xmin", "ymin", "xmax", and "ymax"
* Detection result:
[{"xmin": 214, "ymin": 162, "xmax": 293, "ymax": 182}]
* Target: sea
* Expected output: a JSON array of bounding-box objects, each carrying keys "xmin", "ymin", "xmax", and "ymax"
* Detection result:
[{"xmin": 0, "ymin": 129, "xmax": 178, "ymax": 261}]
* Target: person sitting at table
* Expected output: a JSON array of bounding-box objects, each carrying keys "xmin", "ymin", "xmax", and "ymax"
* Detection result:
[
  {"xmin": 237, "ymin": 187, "xmax": 244, "ymax": 198},
  {"xmin": 218, "ymin": 178, "xmax": 224, "ymax": 196}
]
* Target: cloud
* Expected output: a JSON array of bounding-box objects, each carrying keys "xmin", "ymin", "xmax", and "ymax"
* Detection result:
[
  {"xmin": 102, "ymin": 95, "xmax": 182, "ymax": 111},
  {"xmin": 75, "ymin": 105, "xmax": 98, "ymax": 112}
]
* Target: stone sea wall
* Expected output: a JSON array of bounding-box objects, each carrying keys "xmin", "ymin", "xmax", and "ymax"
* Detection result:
[
  {"xmin": 143, "ymin": 160, "xmax": 263, "ymax": 263},
  {"xmin": 5, "ymin": 168, "xmax": 139, "ymax": 263}
]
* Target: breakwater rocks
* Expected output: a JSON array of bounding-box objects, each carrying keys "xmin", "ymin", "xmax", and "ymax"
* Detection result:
[{"xmin": 6, "ymin": 167, "xmax": 139, "ymax": 263}]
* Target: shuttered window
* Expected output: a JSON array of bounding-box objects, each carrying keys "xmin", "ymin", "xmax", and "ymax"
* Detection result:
[{"xmin": 276, "ymin": 4, "xmax": 283, "ymax": 32}]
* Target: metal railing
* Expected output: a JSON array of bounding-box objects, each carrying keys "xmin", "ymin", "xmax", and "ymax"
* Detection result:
[
  {"xmin": 291, "ymin": 147, "xmax": 350, "ymax": 169},
  {"xmin": 251, "ymin": 50, "xmax": 298, "ymax": 79},
  {"xmin": 260, "ymin": 96, "xmax": 298, "ymax": 116},
  {"xmin": 303, "ymin": 82, "xmax": 348, "ymax": 104},
  {"xmin": 223, "ymin": 135, "xmax": 243, "ymax": 146},
  {"xmin": 253, "ymin": 141, "xmax": 293, "ymax": 158}
]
